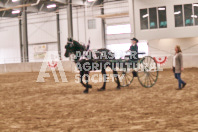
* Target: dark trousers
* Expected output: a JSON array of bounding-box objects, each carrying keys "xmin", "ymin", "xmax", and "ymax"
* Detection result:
[{"xmin": 173, "ymin": 67, "xmax": 185, "ymax": 89}]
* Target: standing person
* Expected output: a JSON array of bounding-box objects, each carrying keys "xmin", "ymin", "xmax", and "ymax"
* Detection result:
[{"xmin": 173, "ymin": 45, "xmax": 187, "ymax": 90}]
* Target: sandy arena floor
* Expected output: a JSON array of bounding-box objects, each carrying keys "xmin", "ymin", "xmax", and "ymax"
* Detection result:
[{"xmin": 0, "ymin": 68, "xmax": 198, "ymax": 131}]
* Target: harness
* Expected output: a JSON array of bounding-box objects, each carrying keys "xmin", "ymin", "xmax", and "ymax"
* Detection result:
[{"xmin": 79, "ymin": 50, "xmax": 97, "ymax": 61}]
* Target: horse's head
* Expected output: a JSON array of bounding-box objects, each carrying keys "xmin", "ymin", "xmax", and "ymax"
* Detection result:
[
  {"xmin": 65, "ymin": 38, "xmax": 89, "ymax": 61},
  {"xmin": 65, "ymin": 38, "xmax": 75, "ymax": 57}
]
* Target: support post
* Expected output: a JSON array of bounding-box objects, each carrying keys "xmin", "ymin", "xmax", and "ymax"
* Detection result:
[
  {"xmin": 76, "ymin": 7, "xmax": 79, "ymax": 41},
  {"xmin": 19, "ymin": 18, "xmax": 23, "ymax": 62},
  {"xmin": 128, "ymin": 0, "xmax": 135, "ymax": 38},
  {"xmin": 101, "ymin": 4, "xmax": 106, "ymax": 48},
  {"xmin": 67, "ymin": 0, "xmax": 73, "ymax": 38},
  {"xmin": 84, "ymin": 7, "xmax": 87, "ymax": 42},
  {"xmin": 22, "ymin": 6, "xmax": 29, "ymax": 62},
  {"xmin": 56, "ymin": 13, "xmax": 61, "ymax": 59}
]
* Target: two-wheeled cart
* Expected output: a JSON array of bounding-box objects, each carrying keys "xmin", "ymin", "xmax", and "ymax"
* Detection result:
[{"xmin": 113, "ymin": 53, "xmax": 159, "ymax": 88}]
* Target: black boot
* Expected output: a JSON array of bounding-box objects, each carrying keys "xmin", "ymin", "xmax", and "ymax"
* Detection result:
[
  {"xmin": 83, "ymin": 89, "xmax": 89, "ymax": 94},
  {"xmin": 182, "ymin": 83, "xmax": 187, "ymax": 88}
]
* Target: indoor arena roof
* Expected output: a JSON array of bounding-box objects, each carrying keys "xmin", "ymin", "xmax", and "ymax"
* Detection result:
[{"xmin": 0, "ymin": 0, "xmax": 107, "ymax": 18}]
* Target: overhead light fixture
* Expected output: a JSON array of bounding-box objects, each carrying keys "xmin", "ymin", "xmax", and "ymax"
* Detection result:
[
  {"xmin": 174, "ymin": 11, "xmax": 181, "ymax": 15},
  {"xmin": 12, "ymin": 0, "xmax": 19, "ymax": 2},
  {"xmin": 47, "ymin": 4, "xmax": 56, "ymax": 9},
  {"xmin": 158, "ymin": 7, "xmax": 166, "ymax": 10},
  {"xmin": 191, "ymin": 15, "xmax": 198, "ymax": 18},
  {"xmin": 193, "ymin": 4, "xmax": 198, "ymax": 7},
  {"xmin": 12, "ymin": 10, "xmax": 20, "ymax": 14},
  {"xmin": 87, "ymin": 0, "xmax": 96, "ymax": 2},
  {"xmin": 142, "ymin": 14, "xmax": 149, "ymax": 18}
]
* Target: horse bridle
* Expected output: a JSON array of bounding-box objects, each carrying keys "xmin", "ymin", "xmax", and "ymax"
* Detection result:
[{"xmin": 68, "ymin": 40, "xmax": 74, "ymax": 47}]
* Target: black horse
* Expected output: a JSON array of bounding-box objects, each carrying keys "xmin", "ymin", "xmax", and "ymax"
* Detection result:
[{"xmin": 65, "ymin": 38, "xmax": 120, "ymax": 93}]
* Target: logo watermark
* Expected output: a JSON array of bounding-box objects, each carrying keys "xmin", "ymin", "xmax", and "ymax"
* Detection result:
[
  {"xmin": 37, "ymin": 51, "xmax": 165, "ymax": 83},
  {"xmin": 37, "ymin": 51, "xmax": 68, "ymax": 83},
  {"xmin": 74, "ymin": 74, "xmax": 125, "ymax": 83}
]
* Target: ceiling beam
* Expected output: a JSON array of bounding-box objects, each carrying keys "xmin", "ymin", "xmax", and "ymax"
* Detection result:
[
  {"xmin": 96, "ymin": 12, "xmax": 129, "ymax": 18},
  {"xmin": 0, "ymin": 0, "xmax": 41, "ymax": 12}
]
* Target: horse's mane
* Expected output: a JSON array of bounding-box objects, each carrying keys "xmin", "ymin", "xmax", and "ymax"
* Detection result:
[
  {"xmin": 73, "ymin": 40, "xmax": 85, "ymax": 48},
  {"xmin": 69, "ymin": 39, "xmax": 86, "ymax": 51},
  {"xmin": 68, "ymin": 38, "xmax": 115, "ymax": 60}
]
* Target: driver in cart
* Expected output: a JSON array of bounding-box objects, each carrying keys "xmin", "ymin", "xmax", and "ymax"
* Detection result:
[
  {"xmin": 126, "ymin": 37, "xmax": 139, "ymax": 76},
  {"xmin": 127, "ymin": 37, "xmax": 139, "ymax": 61}
]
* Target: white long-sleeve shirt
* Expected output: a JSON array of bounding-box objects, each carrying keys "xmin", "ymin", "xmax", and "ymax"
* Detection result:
[{"xmin": 173, "ymin": 54, "xmax": 177, "ymax": 67}]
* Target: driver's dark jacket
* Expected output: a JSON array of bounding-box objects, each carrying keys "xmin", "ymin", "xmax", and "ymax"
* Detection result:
[{"xmin": 129, "ymin": 44, "xmax": 138, "ymax": 60}]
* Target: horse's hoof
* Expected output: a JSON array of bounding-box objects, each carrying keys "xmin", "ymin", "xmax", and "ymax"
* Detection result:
[
  {"xmin": 83, "ymin": 90, "xmax": 89, "ymax": 94},
  {"xmin": 116, "ymin": 86, "xmax": 121, "ymax": 90},
  {"xmin": 88, "ymin": 85, "xmax": 92, "ymax": 88},
  {"xmin": 98, "ymin": 88, "xmax": 105, "ymax": 91}
]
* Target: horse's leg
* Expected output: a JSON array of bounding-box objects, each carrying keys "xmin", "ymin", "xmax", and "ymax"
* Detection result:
[
  {"xmin": 113, "ymin": 70, "xmax": 121, "ymax": 89},
  {"xmin": 83, "ymin": 71, "xmax": 90, "ymax": 93},
  {"xmin": 111, "ymin": 62, "xmax": 120, "ymax": 89},
  {"xmin": 80, "ymin": 71, "xmax": 92, "ymax": 88},
  {"xmin": 98, "ymin": 68, "xmax": 107, "ymax": 91},
  {"xmin": 80, "ymin": 71, "xmax": 86, "ymax": 87}
]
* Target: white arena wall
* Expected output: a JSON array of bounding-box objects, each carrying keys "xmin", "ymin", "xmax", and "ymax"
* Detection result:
[
  {"xmin": 0, "ymin": 18, "xmax": 21, "ymax": 63},
  {"xmin": 0, "ymin": 61, "xmax": 76, "ymax": 73},
  {"xmin": 131, "ymin": 0, "xmax": 198, "ymax": 40},
  {"xmin": 0, "ymin": 6, "xmax": 104, "ymax": 64},
  {"xmin": 149, "ymin": 37, "xmax": 198, "ymax": 68},
  {"xmin": 129, "ymin": 0, "xmax": 198, "ymax": 69},
  {"xmin": 0, "ymin": 55, "xmax": 197, "ymax": 73}
]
